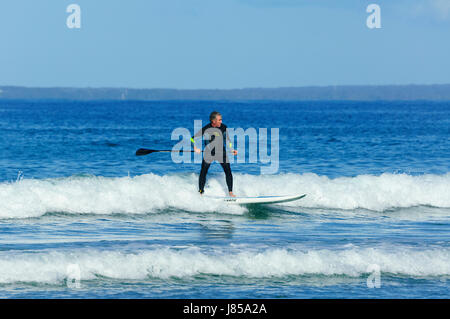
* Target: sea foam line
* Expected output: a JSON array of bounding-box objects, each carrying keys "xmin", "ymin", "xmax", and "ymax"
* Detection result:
[
  {"xmin": 0, "ymin": 172, "xmax": 449, "ymax": 218},
  {"xmin": 0, "ymin": 246, "xmax": 449, "ymax": 284}
]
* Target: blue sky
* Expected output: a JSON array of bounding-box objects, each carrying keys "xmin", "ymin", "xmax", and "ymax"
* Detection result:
[{"xmin": 1, "ymin": 0, "xmax": 450, "ymax": 89}]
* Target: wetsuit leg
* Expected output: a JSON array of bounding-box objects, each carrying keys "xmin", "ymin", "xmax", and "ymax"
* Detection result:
[
  {"xmin": 199, "ymin": 158, "xmax": 211, "ymax": 193},
  {"xmin": 219, "ymin": 155, "xmax": 233, "ymax": 192}
]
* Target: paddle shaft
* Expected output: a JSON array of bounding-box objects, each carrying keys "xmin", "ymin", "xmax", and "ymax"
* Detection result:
[
  {"xmin": 135, "ymin": 148, "xmax": 202, "ymax": 156},
  {"xmin": 145, "ymin": 150, "xmax": 196, "ymax": 152}
]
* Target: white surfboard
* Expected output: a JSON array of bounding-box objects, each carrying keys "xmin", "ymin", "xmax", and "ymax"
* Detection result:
[{"xmin": 216, "ymin": 194, "xmax": 306, "ymax": 205}]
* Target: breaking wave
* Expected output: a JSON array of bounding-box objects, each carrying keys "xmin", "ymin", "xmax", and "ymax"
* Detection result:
[
  {"xmin": 0, "ymin": 246, "xmax": 448, "ymax": 284},
  {"xmin": 0, "ymin": 172, "xmax": 449, "ymax": 218}
]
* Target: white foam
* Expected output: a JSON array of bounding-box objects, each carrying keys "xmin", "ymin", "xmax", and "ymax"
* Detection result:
[
  {"xmin": 0, "ymin": 172, "xmax": 449, "ymax": 218},
  {"xmin": 0, "ymin": 246, "xmax": 448, "ymax": 284},
  {"xmin": 0, "ymin": 173, "xmax": 245, "ymax": 218},
  {"xmin": 234, "ymin": 172, "xmax": 450, "ymax": 211}
]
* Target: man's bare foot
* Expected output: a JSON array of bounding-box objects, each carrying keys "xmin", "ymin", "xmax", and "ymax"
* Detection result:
[{"xmin": 229, "ymin": 192, "xmax": 236, "ymax": 197}]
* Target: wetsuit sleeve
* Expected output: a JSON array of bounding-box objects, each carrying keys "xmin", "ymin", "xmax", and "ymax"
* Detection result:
[
  {"xmin": 191, "ymin": 124, "xmax": 210, "ymax": 145},
  {"xmin": 224, "ymin": 124, "xmax": 233, "ymax": 148}
]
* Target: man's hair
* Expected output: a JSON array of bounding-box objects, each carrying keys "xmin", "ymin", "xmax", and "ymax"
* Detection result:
[{"xmin": 209, "ymin": 111, "xmax": 221, "ymax": 122}]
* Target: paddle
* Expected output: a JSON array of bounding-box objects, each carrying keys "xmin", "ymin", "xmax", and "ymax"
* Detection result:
[{"xmin": 135, "ymin": 148, "xmax": 202, "ymax": 156}]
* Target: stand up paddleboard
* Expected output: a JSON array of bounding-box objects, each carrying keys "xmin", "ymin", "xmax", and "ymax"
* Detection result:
[{"xmin": 216, "ymin": 194, "xmax": 306, "ymax": 205}]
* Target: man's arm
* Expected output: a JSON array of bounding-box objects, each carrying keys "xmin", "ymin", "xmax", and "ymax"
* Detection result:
[
  {"xmin": 191, "ymin": 124, "xmax": 210, "ymax": 153},
  {"xmin": 225, "ymin": 126, "xmax": 238, "ymax": 156}
]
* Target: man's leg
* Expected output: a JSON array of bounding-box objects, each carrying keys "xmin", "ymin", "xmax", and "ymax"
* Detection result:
[
  {"xmin": 199, "ymin": 158, "xmax": 211, "ymax": 194},
  {"xmin": 220, "ymin": 157, "xmax": 233, "ymax": 193}
]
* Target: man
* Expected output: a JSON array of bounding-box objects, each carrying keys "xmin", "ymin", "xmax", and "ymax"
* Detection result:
[{"xmin": 191, "ymin": 111, "xmax": 238, "ymax": 196}]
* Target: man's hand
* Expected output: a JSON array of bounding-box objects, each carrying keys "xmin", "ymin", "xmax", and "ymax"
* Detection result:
[
  {"xmin": 232, "ymin": 149, "xmax": 238, "ymax": 156},
  {"xmin": 194, "ymin": 146, "xmax": 201, "ymax": 154}
]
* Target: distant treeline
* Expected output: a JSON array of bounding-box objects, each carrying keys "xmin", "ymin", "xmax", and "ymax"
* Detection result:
[{"xmin": 1, "ymin": 84, "xmax": 450, "ymax": 101}]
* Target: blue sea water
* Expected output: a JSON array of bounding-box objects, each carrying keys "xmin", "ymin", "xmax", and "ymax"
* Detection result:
[{"xmin": 0, "ymin": 99, "xmax": 449, "ymax": 298}]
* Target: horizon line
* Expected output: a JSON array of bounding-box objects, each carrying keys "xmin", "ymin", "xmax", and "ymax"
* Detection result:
[{"xmin": 2, "ymin": 83, "xmax": 450, "ymax": 91}]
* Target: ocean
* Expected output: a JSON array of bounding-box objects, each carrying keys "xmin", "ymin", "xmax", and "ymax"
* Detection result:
[{"xmin": 0, "ymin": 99, "xmax": 449, "ymax": 298}]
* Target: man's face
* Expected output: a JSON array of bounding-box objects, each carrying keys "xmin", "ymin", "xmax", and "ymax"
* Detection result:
[{"xmin": 211, "ymin": 115, "xmax": 222, "ymax": 127}]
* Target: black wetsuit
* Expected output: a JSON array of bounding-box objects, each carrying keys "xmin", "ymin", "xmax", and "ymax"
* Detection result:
[{"xmin": 192, "ymin": 123, "xmax": 233, "ymax": 194}]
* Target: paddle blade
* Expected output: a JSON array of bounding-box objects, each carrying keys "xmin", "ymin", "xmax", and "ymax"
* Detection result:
[{"xmin": 135, "ymin": 148, "xmax": 157, "ymax": 156}]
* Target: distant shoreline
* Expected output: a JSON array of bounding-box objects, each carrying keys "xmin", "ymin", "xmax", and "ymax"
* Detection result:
[{"xmin": 1, "ymin": 84, "xmax": 450, "ymax": 101}]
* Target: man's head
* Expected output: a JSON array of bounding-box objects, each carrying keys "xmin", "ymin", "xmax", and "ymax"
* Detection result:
[{"xmin": 210, "ymin": 111, "xmax": 222, "ymax": 127}]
